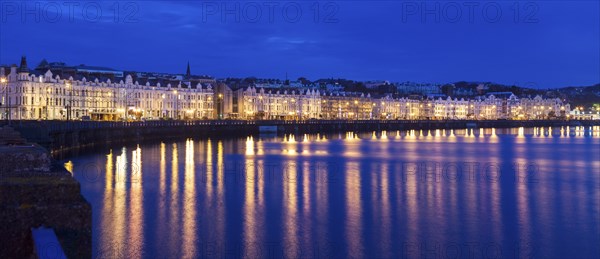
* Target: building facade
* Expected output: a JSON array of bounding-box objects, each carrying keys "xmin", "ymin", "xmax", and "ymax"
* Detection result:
[
  {"xmin": 235, "ymin": 87, "xmax": 322, "ymax": 120},
  {"xmin": 0, "ymin": 58, "xmax": 214, "ymax": 121},
  {"xmin": 0, "ymin": 57, "xmax": 572, "ymax": 121}
]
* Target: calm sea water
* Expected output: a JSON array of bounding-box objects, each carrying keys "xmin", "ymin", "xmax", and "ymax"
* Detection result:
[{"xmin": 65, "ymin": 127, "xmax": 600, "ymax": 259}]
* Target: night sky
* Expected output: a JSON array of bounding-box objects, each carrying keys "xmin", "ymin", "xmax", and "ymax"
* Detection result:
[{"xmin": 0, "ymin": 1, "xmax": 598, "ymax": 88}]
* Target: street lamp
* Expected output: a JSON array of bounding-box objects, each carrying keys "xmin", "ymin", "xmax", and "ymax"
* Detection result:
[
  {"xmin": 173, "ymin": 90, "xmax": 180, "ymax": 120},
  {"xmin": 65, "ymin": 80, "xmax": 73, "ymax": 121},
  {"xmin": 352, "ymin": 100, "xmax": 359, "ymax": 119},
  {"xmin": 120, "ymin": 88, "xmax": 128, "ymax": 121},
  {"xmin": 187, "ymin": 109, "xmax": 194, "ymax": 120},
  {"xmin": 1, "ymin": 77, "xmax": 8, "ymax": 124},
  {"xmin": 44, "ymin": 87, "xmax": 52, "ymax": 119},
  {"xmin": 160, "ymin": 93, "xmax": 166, "ymax": 119},
  {"xmin": 217, "ymin": 93, "xmax": 223, "ymax": 119}
]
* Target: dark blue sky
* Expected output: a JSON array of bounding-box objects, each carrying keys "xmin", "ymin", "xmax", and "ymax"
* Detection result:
[{"xmin": 1, "ymin": 1, "xmax": 598, "ymax": 88}]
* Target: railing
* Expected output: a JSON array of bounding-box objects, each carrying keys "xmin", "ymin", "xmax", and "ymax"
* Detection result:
[{"xmin": 20, "ymin": 120, "xmax": 258, "ymax": 132}]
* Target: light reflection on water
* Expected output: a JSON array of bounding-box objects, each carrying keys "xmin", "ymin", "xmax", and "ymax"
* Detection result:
[{"xmin": 67, "ymin": 127, "xmax": 600, "ymax": 259}]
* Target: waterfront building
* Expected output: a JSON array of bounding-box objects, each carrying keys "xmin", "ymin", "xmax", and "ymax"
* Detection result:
[
  {"xmin": 431, "ymin": 97, "xmax": 469, "ymax": 119},
  {"xmin": 0, "ymin": 57, "xmax": 214, "ymax": 121},
  {"xmin": 0, "ymin": 57, "xmax": 572, "ymax": 121},
  {"xmin": 321, "ymin": 92, "xmax": 373, "ymax": 119},
  {"xmin": 520, "ymin": 95, "xmax": 569, "ymax": 120},
  {"xmin": 374, "ymin": 95, "xmax": 399, "ymax": 119},
  {"xmin": 236, "ymin": 86, "xmax": 321, "ymax": 120},
  {"xmin": 371, "ymin": 95, "xmax": 428, "ymax": 120}
]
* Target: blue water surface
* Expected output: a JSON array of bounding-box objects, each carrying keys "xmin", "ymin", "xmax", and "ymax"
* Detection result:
[{"xmin": 65, "ymin": 127, "xmax": 600, "ymax": 259}]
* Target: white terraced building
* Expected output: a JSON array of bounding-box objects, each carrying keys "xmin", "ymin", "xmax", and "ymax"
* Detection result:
[
  {"xmin": 237, "ymin": 86, "xmax": 322, "ymax": 120},
  {"xmin": 0, "ymin": 57, "xmax": 570, "ymax": 121},
  {"xmin": 0, "ymin": 57, "xmax": 214, "ymax": 121}
]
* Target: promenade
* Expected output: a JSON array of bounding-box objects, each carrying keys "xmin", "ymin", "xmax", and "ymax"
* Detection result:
[{"xmin": 7, "ymin": 119, "xmax": 599, "ymax": 154}]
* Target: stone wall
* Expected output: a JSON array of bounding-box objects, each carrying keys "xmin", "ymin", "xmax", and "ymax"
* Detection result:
[{"xmin": 0, "ymin": 128, "xmax": 91, "ymax": 258}]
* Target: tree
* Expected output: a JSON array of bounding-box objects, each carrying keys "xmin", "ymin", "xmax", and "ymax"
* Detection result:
[
  {"xmin": 345, "ymin": 82, "xmax": 367, "ymax": 93},
  {"xmin": 298, "ymin": 77, "xmax": 311, "ymax": 86},
  {"xmin": 441, "ymin": 84, "xmax": 454, "ymax": 96},
  {"xmin": 510, "ymin": 85, "xmax": 523, "ymax": 96},
  {"xmin": 377, "ymin": 84, "xmax": 397, "ymax": 95},
  {"xmin": 243, "ymin": 77, "xmax": 257, "ymax": 84}
]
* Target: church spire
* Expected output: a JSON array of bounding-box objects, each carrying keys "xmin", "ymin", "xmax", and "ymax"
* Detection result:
[{"xmin": 185, "ymin": 61, "xmax": 191, "ymax": 79}]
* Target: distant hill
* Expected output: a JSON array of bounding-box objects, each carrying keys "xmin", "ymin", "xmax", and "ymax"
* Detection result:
[{"xmin": 554, "ymin": 84, "xmax": 600, "ymax": 107}]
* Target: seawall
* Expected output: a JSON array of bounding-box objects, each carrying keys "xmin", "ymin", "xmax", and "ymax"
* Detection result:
[
  {"xmin": 0, "ymin": 126, "xmax": 91, "ymax": 258},
  {"xmin": 9, "ymin": 119, "xmax": 600, "ymax": 154}
]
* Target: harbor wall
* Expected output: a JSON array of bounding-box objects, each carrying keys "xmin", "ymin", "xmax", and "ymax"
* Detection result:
[{"xmin": 8, "ymin": 119, "xmax": 599, "ymax": 154}]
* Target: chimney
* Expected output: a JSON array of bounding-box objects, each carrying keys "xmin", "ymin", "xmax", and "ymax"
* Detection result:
[
  {"xmin": 5, "ymin": 65, "xmax": 17, "ymax": 82},
  {"xmin": 10, "ymin": 64, "xmax": 17, "ymax": 80}
]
